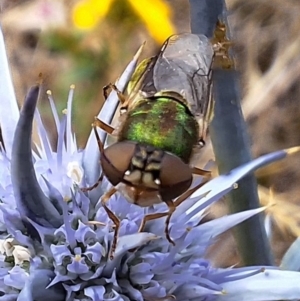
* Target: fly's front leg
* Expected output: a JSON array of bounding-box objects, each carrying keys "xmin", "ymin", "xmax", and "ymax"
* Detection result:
[
  {"xmin": 163, "ymin": 199, "xmax": 176, "ymax": 245},
  {"xmin": 100, "ymin": 187, "xmax": 120, "ymax": 259},
  {"xmin": 174, "ymin": 180, "xmax": 209, "ymax": 208},
  {"xmin": 103, "ymin": 83, "xmax": 129, "ymax": 114},
  {"xmin": 103, "ymin": 83, "xmax": 126, "ymax": 104},
  {"xmin": 81, "ymin": 173, "xmax": 104, "ymax": 192},
  {"xmin": 138, "ymin": 199, "xmax": 176, "ymax": 246},
  {"xmin": 81, "ymin": 118, "xmax": 115, "ymax": 192},
  {"xmin": 93, "ymin": 117, "xmax": 115, "ymax": 135}
]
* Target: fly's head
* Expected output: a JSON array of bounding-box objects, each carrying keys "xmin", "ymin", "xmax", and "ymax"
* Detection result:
[{"xmin": 100, "ymin": 141, "xmax": 193, "ymax": 206}]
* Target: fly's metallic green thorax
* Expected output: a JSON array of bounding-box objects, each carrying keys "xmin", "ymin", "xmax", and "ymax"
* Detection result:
[{"xmin": 118, "ymin": 95, "xmax": 199, "ymax": 163}]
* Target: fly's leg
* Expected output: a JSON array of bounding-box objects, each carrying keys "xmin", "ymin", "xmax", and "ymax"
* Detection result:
[
  {"xmin": 102, "ymin": 42, "xmax": 144, "ymax": 101},
  {"xmin": 103, "ymin": 84, "xmax": 111, "ymax": 100},
  {"xmin": 212, "ymin": 20, "xmax": 234, "ymax": 69},
  {"xmin": 92, "ymin": 118, "xmax": 105, "ymax": 152},
  {"xmin": 81, "ymin": 173, "xmax": 104, "ymax": 192},
  {"xmin": 93, "ymin": 117, "xmax": 115, "ymax": 135},
  {"xmin": 145, "ymin": 295, "xmax": 175, "ymax": 301},
  {"xmin": 137, "ymin": 181, "xmax": 210, "ymax": 247},
  {"xmin": 103, "ymin": 83, "xmax": 126, "ymax": 103},
  {"xmin": 86, "ymin": 188, "xmax": 118, "ymax": 258},
  {"xmin": 163, "ymin": 200, "xmax": 176, "ymax": 244},
  {"xmin": 138, "ymin": 212, "xmax": 168, "ymax": 233},
  {"xmin": 81, "ymin": 118, "xmax": 115, "ymax": 192},
  {"xmin": 174, "ymin": 180, "xmax": 209, "ymax": 208},
  {"xmin": 138, "ymin": 199, "xmax": 176, "ymax": 245},
  {"xmin": 103, "ymin": 83, "xmax": 129, "ymax": 114},
  {"xmin": 100, "ymin": 187, "xmax": 120, "ymax": 259},
  {"xmin": 171, "ymin": 180, "xmax": 210, "ymax": 230},
  {"xmin": 191, "ymin": 167, "xmax": 211, "ymax": 177}
]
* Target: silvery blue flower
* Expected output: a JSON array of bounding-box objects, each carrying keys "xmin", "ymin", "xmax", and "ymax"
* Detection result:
[{"xmin": 1, "ymin": 26, "xmax": 300, "ymax": 301}]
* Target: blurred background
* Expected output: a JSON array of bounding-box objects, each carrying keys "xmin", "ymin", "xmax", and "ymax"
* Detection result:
[
  {"xmin": 1, "ymin": 0, "xmax": 300, "ymax": 266},
  {"xmin": 0, "ymin": 0, "xmax": 189, "ymax": 142}
]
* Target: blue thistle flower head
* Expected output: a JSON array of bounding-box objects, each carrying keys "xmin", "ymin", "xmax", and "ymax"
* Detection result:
[{"xmin": 1, "ymin": 28, "xmax": 300, "ymax": 301}]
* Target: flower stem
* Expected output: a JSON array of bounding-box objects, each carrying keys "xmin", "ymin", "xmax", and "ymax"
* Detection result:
[{"xmin": 189, "ymin": 0, "xmax": 274, "ymax": 265}]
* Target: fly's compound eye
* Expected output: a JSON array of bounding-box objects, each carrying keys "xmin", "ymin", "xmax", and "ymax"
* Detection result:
[
  {"xmin": 100, "ymin": 141, "xmax": 136, "ymax": 186},
  {"xmin": 158, "ymin": 152, "xmax": 192, "ymax": 201}
]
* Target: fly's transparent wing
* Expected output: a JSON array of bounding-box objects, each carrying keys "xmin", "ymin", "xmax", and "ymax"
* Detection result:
[
  {"xmin": 127, "ymin": 57, "xmax": 154, "ymax": 96},
  {"xmin": 153, "ymin": 33, "xmax": 214, "ymax": 143},
  {"xmin": 123, "ymin": 55, "xmax": 158, "ymax": 112},
  {"xmin": 125, "ymin": 33, "xmax": 214, "ymax": 143}
]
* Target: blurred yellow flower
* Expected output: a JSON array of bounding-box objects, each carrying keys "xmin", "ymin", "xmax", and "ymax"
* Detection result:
[
  {"xmin": 72, "ymin": 0, "xmax": 175, "ymax": 43},
  {"xmin": 72, "ymin": 0, "xmax": 114, "ymax": 29}
]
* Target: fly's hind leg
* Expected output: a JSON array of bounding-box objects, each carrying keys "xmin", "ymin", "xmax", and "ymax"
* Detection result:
[
  {"xmin": 212, "ymin": 20, "xmax": 234, "ymax": 69},
  {"xmin": 138, "ymin": 199, "xmax": 176, "ymax": 245}
]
